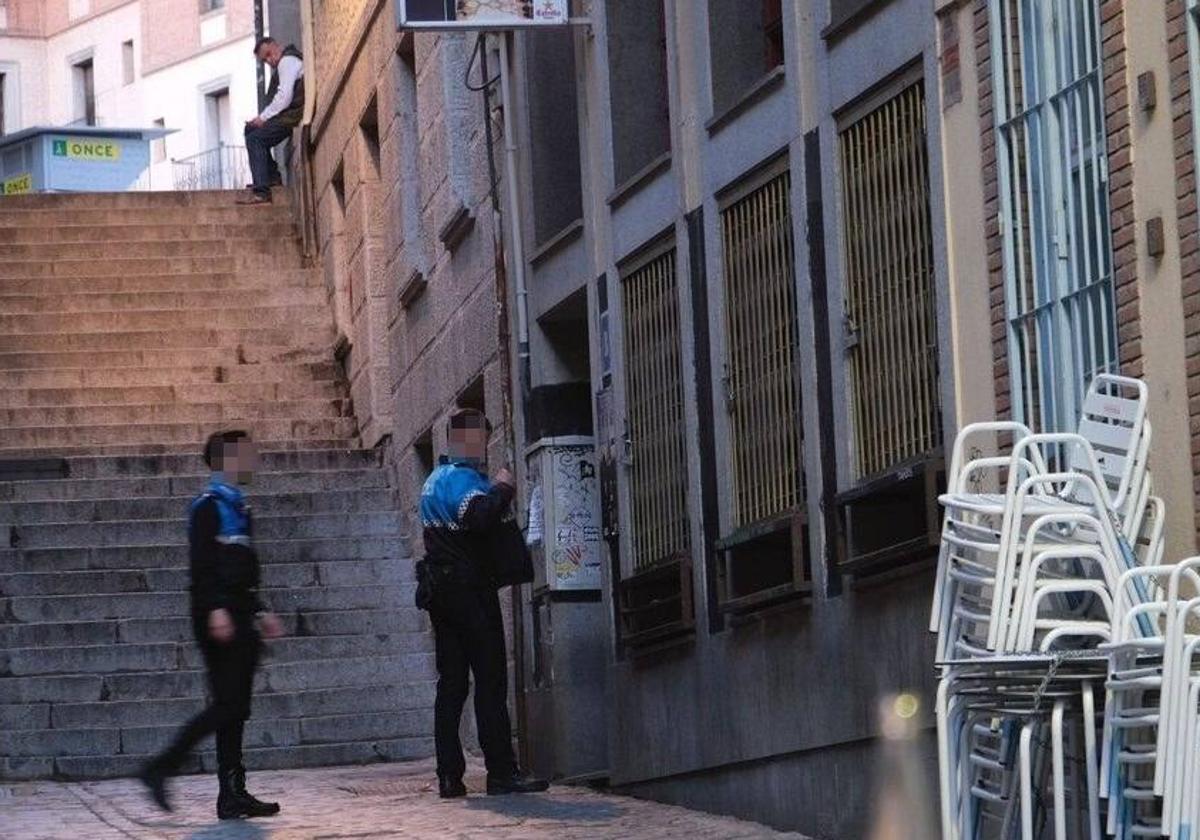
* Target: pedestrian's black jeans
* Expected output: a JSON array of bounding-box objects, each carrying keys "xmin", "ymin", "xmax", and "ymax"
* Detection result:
[
  {"xmin": 155, "ymin": 621, "xmax": 261, "ymax": 775},
  {"xmin": 244, "ymin": 122, "xmax": 292, "ymax": 196},
  {"xmin": 430, "ymin": 587, "xmax": 517, "ymax": 781}
]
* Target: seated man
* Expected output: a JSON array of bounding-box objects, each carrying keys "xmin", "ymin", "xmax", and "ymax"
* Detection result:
[{"xmin": 238, "ymin": 37, "xmax": 304, "ymax": 205}]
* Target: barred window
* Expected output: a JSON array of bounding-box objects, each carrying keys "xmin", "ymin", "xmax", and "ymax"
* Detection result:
[
  {"xmin": 720, "ymin": 165, "xmax": 803, "ymax": 526},
  {"xmin": 621, "ymin": 247, "xmax": 690, "ymax": 571},
  {"xmin": 989, "ymin": 0, "xmax": 1116, "ymax": 434},
  {"xmin": 839, "ymin": 77, "xmax": 942, "ymax": 479}
]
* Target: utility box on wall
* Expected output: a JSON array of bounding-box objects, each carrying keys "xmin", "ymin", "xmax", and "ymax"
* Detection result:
[{"xmin": 526, "ymin": 436, "xmax": 601, "ymax": 591}]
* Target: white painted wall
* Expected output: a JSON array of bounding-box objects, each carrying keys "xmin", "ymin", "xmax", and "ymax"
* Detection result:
[
  {"xmin": 141, "ymin": 35, "xmax": 257, "ymax": 189},
  {"xmin": 0, "ymin": 3, "xmax": 258, "ymax": 191}
]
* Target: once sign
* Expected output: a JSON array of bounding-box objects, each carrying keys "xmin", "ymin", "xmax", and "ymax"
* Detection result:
[
  {"xmin": 51, "ymin": 138, "xmax": 122, "ymax": 162},
  {"xmin": 397, "ymin": 0, "xmax": 569, "ymax": 28},
  {"xmin": 3, "ymin": 173, "xmax": 32, "ymax": 194}
]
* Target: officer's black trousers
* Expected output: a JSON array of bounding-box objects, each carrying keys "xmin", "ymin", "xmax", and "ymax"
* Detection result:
[
  {"xmin": 156, "ymin": 623, "xmax": 260, "ymax": 775},
  {"xmin": 430, "ymin": 587, "xmax": 517, "ymax": 781}
]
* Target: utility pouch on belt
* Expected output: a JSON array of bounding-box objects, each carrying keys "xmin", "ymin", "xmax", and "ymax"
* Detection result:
[{"xmin": 414, "ymin": 558, "xmax": 454, "ymax": 610}]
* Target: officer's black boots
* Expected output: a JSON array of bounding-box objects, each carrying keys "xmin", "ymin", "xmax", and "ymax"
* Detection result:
[
  {"xmin": 486, "ymin": 770, "xmax": 550, "ymax": 796},
  {"xmin": 138, "ymin": 759, "xmax": 172, "ymax": 812},
  {"xmin": 438, "ymin": 775, "xmax": 468, "ymax": 799},
  {"xmin": 217, "ymin": 767, "xmax": 281, "ymax": 819}
]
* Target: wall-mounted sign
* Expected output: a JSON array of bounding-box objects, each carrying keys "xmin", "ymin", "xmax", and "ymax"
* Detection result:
[
  {"xmin": 52, "ymin": 138, "xmax": 121, "ymax": 162},
  {"xmin": 397, "ymin": 0, "xmax": 569, "ymax": 29},
  {"xmin": 3, "ymin": 173, "xmax": 32, "ymax": 195}
]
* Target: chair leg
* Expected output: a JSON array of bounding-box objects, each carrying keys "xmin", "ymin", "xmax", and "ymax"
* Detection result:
[{"xmin": 1082, "ymin": 682, "xmax": 1102, "ymax": 840}]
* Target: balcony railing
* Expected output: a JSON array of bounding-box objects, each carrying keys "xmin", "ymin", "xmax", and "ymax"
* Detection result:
[{"xmin": 172, "ymin": 143, "xmax": 249, "ymax": 191}]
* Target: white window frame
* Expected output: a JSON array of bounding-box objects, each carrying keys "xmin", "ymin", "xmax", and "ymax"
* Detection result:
[{"xmin": 988, "ymin": 0, "xmax": 1116, "ymax": 434}]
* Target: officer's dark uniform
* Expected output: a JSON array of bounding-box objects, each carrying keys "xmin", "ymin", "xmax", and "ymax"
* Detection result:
[
  {"xmin": 147, "ymin": 478, "xmax": 269, "ymax": 802},
  {"xmin": 418, "ymin": 457, "xmax": 519, "ymax": 783}
]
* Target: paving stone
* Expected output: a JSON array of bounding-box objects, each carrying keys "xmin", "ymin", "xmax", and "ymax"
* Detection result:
[{"xmin": 0, "ymin": 759, "xmax": 811, "ymax": 838}]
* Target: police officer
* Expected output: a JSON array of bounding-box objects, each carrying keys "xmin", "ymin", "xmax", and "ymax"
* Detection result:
[
  {"xmin": 140, "ymin": 430, "xmax": 283, "ymax": 820},
  {"xmin": 417, "ymin": 408, "xmax": 548, "ymax": 798}
]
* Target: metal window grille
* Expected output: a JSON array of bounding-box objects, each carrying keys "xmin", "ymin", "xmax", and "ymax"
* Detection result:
[
  {"xmin": 839, "ymin": 79, "xmax": 942, "ymax": 480},
  {"xmin": 720, "ymin": 167, "xmax": 804, "ymax": 526},
  {"xmin": 621, "ymin": 247, "xmax": 690, "ymax": 571},
  {"xmin": 989, "ymin": 0, "xmax": 1116, "ymax": 435}
]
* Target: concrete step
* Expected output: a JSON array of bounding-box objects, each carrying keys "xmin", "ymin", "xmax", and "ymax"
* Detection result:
[
  {"xmin": 1, "ymin": 631, "xmax": 429, "ymax": 678},
  {"xmin": 0, "ymin": 204, "xmax": 296, "ymax": 229},
  {"xmin": 0, "ymin": 270, "xmax": 319, "ymax": 296},
  {"xmin": 0, "ymin": 533, "xmax": 406, "ymax": 578},
  {"xmin": 0, "ymin": 305, "xmax": 332, "ymax": 336},
  {"xmin": 2, "ymin": 398, "xmax": 349, "ymax": 429},
  {"xmin": 0, "ymin": 709, "xmax": 433, "ymax": 759},
  {"xmin": 0, "ymin": 605, "xmax": 425, "ymax": 649},
  {"xmin": 1, "ymin": 487, "xmax": 394, "ymax": 525},
  {"xmin": 0, "ymin": 653, "xmax": 436, "ymax": 705},
  {"xmin": 3, "ymin": 447, "xmax": 379, "ymax": 480},
  {"xmin": 38, "ymin": 682, "xmax": 436, "ymax": 730},
  {"xmin": 3, "ymin": 380, "xmax": 346, "ymax": 409},
  {"xmin": 0, "ymin": 466, "xmax": 385, "ymax": 502},
  {"xmin": 0, "ymin": 361, "xmax": 340, "ymax": 390},
  {"xmin": 0, "ymin": 418, "xmax": 357, "ymax": 452},
  {"xmin": 7, "ymin": 509, "xmax": 398, "ymax": 549},
  {"xmin": 2, "ymin": 581, "xmax": 415, "ymax": 623},
  {"xmin": 0, "ymin": 440, "xmax": 360, "ymax": 458},
  {"xmin": 0, "ymin": 286, "xmax": 327, "ymax": 315},
  {"xmin": 0, "ymin": 189, "xmax": 291, "ymax": 211},
  {"xmin": 0, "ymin": 221, "xmax": 297, "ymax": 244},
  {"xmin": 0, "ymin": 237, "xmax": 307, "ymax": 262},
  {"xmin": 0, "ymin": 345, "xmax": 330, "ymax": 371},
  {"xmin": 0, "ymin": 325, "xmax": 334, "ymax": 353},
  {"xmin": 0, "ymin": 557, "xmax": 412, "ymax": 598},
  {"xmin": 0, "ymin": 253, "xmax": 307, "ymax": 279}
]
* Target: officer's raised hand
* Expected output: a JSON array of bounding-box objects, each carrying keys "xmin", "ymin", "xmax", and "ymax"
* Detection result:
[
  {"xmin": 208, "ymin": 608, "xmax": 235, "ymax": 644},
  {"xmin": 493, "ymin": 467, "xmax": 515, "ymax": 488}
]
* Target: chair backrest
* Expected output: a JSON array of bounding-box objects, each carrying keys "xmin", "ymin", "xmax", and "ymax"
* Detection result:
[{"xmin": 1067, "ymin": 375, "xmax": 1149, "ymax": 510}]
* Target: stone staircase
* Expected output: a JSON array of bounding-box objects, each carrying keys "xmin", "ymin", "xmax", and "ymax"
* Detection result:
[{"xmin": 0, "ymin": 191, "xmax": 434, "ymax": 780}]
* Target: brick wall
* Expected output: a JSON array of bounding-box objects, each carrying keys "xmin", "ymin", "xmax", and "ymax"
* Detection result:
[
  {"xmin": 1167, "ymin": 0, "xmax": 1200, "ymax": 538},
  {"xmin": 142, "ymin": 0, "xmax": 255, "ymax": 75},
  {"xmin": 978, "ymin": 0, "xmax": 1141, "ymax": 421}
]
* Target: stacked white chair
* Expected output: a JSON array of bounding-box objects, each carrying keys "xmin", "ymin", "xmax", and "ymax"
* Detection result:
[{"xmin": 927, "ymin": 374, "xmax": 1200, "ymax": 840}]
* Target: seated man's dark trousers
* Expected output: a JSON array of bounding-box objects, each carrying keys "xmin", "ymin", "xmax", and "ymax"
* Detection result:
[
  {"xmin": 430, "ymin": 586, "xmax": 517, "ymax": 782},
  {"xmin": 155, "ymin": 615, "xmax": 260, "ymax": 775},
  {"xmin": 244, "ymin": 121, "xmax": 291, "ymax": 197}
]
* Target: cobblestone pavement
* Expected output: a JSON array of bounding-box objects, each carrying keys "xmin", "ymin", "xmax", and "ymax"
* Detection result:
[{"xmin": 0, "ymin": 759, "xmax": 811, "ymax": 840}]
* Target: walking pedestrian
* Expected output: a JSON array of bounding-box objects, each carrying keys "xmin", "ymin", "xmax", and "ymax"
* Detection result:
[
  {"xmin": 415, "ymin": 408, "xmax": 547, "ymax": 798},
  {"xmin": 139, "ymin": 430, "xmax": 284, "ymax": 820}
]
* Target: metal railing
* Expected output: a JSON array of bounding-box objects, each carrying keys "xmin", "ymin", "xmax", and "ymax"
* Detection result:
[
  {"xmin": 621, "ymin": 246, "xmax": 691, "ymax": 571},
  {"xmin": 839, "ymin": 79, "xmax": 943, "ymax": 480},
  {"xmin": 720, "ymin": 165, "xmax": 804, "ymax": 527},
  {"xmin": 172, "ymin": 143, "xmax": 250, "ymax": 191}
]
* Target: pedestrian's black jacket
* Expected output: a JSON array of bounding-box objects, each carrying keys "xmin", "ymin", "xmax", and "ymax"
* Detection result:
[{"xmin": 188, "ymin": 484, "xmax": 266, "ymax": 626}]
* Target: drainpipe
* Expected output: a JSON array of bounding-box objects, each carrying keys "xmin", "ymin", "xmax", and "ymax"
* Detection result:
[
  {"xmin": 498, "ymin": 33, "xmax": 531, "ymax": 404},
  {"xmin": 295, "ymin": 0, "xmax": 318, "ymax": 257},
  {"xmin": 481, "ymin": 33, "xmax": 531, "ymax": 770}
]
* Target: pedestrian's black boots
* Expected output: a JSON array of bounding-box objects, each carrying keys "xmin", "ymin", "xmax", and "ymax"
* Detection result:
[
  {"xmin": 486, "ymin": 771, "xmax": 550, "ymax": 796},
  {"xmin": 438, "ymin": 775, "xmax": 468, "ymax": 799},
  {"xmin": 139, "ymin": 758, "xmax": 172, "ymax": 812},
  {"xmin": 217, "ymin": 767, "xmax": 281, "ymax": 820}
]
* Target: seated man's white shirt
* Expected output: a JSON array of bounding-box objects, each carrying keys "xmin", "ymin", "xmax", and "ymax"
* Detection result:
[{"xmin": 259, "ymin": 56, "xmax": 304, "ymax": 123}]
